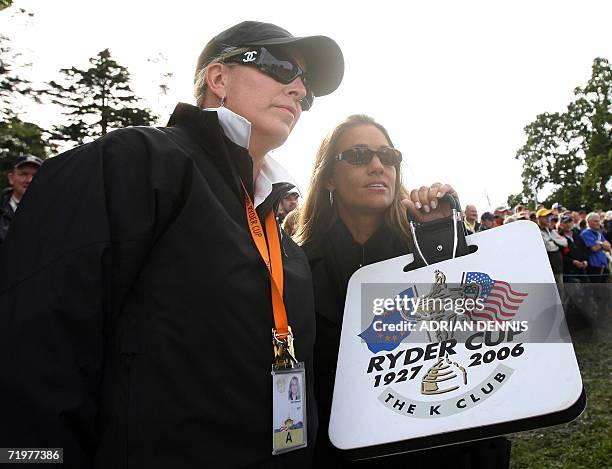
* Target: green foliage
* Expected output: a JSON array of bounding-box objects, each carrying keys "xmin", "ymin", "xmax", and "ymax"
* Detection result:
[
  {"xmin": 44, "ymin": 48, "xmax": 156, "ymax": 145},
  {"xmin": 0, "ymin": 33, "xmax": 35, "ymax": 120},
  {"xmin": 0, "ymin": 9, "xmax": 48, "ymax": 187},
  {"xmin": 0, "ymin": 0, "xmax": 13, "ymax": 11},
  {"xmin": 506, "ymin": 192, "xmax": 531, "ymax": 210},
  {"xmin": 516, "ymin": 58, "xmax": 612, "ymax": 210}
]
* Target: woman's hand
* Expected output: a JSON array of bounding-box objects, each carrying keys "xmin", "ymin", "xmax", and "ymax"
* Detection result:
[{"xmin": 401, "ymin": 182, "xmax": 458, "ymax": 223}]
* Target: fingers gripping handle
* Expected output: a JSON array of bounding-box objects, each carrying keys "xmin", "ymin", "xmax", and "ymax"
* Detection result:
[{"xmin": 408, "ymin": 194, "xmax": 469, "ymax": 267}]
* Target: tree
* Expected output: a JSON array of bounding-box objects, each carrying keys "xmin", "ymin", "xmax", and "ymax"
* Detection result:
[
  {"xmin": 0, "ymin": 6, "xmax": 49, "ymax": 186},
  {"xmin": 514, "ymin": 57, "xmax": 612, "ymax": 210},
  {"xmin": 0, "ymin": 32, "xmax": 35, "ymax": 119},
  {"xmin": 45, "ymin": 49, "xmax": 156, "ymax": 146}
]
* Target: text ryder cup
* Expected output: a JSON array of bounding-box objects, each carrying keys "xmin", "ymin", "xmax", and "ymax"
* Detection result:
[{"xmin": 366, "ymin": 331, "xmax": 523, "ymax": 373}]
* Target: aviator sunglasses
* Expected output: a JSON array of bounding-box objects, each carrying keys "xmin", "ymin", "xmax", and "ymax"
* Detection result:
[
  {"xmin": 335, "ymin": 146, "xmax": 403, "ymax": 166},
  {"xmin": 224, "ymin": 47, "xmax": 314, "ymax": 111}
]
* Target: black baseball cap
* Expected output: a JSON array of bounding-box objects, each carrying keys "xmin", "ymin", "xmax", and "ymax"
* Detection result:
[
  {"xmin": 560, "ymin": 215, "xmax": 573, "ymax": 223},
  {"xmin": 481, "ymin": 212, "xmax": 495, "ymax": 221},
  {"xmin": 195, "ymin": 21, "xmax": 344, "ymax": 97},
  {"xmin": 14, "ymin": 154, "xmax": 43, "ymax": 169}
]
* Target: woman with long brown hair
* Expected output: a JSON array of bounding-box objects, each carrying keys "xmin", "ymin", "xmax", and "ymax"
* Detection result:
[{"xmin": 297, "ymin": 114, "xmax": 510, "ymax": 468}]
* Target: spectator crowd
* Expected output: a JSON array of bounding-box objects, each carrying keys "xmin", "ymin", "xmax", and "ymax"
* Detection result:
[
  {"xmin": 3, "ymin": 155, "xmax": 611, "ymax": 288},
  {"xmin": 461, "ymin": 202, "xmax": 612, "ymax": 284}
]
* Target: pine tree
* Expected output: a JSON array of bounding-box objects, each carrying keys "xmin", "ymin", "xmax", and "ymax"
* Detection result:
[
  {"xmin": 45, "ymin": 49, "xmax": 156, "ymax": 145},
  {"xmin": 0, "ymin": 7, "xmax": 49, "ymax": 185}
]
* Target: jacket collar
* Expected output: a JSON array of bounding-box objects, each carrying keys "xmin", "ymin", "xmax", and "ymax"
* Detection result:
[
  {"xmin": 305, "ymin": 217, "xmax": 408, "ymax": 264},
  {"xmin": 203, "ymin": 105, "xmax": 251, "ymax": 149},
  {"xmin": 168, "ymin": 103, "xmax": 297, "ymax": 209}
]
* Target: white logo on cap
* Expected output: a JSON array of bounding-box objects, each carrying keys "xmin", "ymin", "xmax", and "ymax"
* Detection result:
[{"xmin": 243, "ymin": 51, "xmax": 258, "ymax": 63}]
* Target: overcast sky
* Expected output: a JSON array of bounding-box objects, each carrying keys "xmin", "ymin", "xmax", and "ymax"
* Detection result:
[{"xmin": 3, "ymin": 0, "xmax": 612, "ymax": 211}]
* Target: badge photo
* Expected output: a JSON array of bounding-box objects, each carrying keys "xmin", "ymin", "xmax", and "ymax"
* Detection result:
[{"xmin": 271, "ymin": 366, "xmax": 307, "ymax": 455}]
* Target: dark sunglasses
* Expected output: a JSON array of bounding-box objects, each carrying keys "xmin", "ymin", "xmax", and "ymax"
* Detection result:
[
  {"xmin": 224, "ymin": 47, "xmax": 314, "ymax": 111},
  {"xmin": 335, "ymin": 146, "xmax": 402, "ymax": 166}
]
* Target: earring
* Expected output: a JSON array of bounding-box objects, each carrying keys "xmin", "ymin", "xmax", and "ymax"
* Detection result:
[
  {"xmin": 220, "ymin": 96, "xmax": 225, "ymax": 107},
  {"xmin": 329, "ymin": 191, "xmax": 334, "ymax": 206}
]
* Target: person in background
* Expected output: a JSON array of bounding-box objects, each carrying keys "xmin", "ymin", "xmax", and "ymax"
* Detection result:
[
  {"xmin": 550, "ymin": 213, "xmax": 559, "ymax": 226},
  {"xmin": 558, "ymin": 214, "xmax": 589, "ymax": 283},
  {"xmin": 558, "ymin": 214, "xmax": 596, "ymax": 336},
  {"xmin": 578, "ymin": 209, "xmax": 587, "ymax": 227},
  {"xmin": 551, "ymin": 202, "xmax": 564, "ymax": 215},
  {"xmin": 518, "ymin": 210, "xmax": 530, "ymax": 220},
  {"xmin": 464, "ymin": 204, "xmax": 480, "ymax": 234},
  {"xmin": 537, "ymin": 207, "xmax": 567, "ymax": 287},
  {"xmin": 603, "ymin": 210, "xmax": 612, "ymax": 243},
  {"xmin": 494, "ymin": 212, "xmax": 504, "ymax": 226},
  {"xmin": 581, "ymin": 212, "xmax": 611, "ymax": 283},
  {"xmin": 478, "ymin": 211, "xmax": 496, "ymax": 231},
  {"xmin": 298, "ymin": 114, "xmax": 511, "ymax": 469},
  {"xmin": 277, "ymin": 189, "xmax": 300, "ymax": 222},
  {"xmin": 503, "ymin": 214, "xmax": 520, "ymax": 224},
  {"xmin": 571, "ymin": 211, "xmax": 581, "ymax": 231},
  {"xmin": 281, "ymin": 207, "xmax": 301, "ymax": 237},
  {"xmin": 494, "ymin": 206, "xmax": 510, "ymax": 226},
  {"xmin": 0, "ymin": 154, "xmax": 43, "ymax": 244}
]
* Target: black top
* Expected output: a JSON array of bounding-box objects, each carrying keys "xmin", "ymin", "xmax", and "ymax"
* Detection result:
[
  {"xmin": 303, "ymin": 218, "xmax": 510, "ymax": 468},
  {"xmin": 303, "ymin": 219, "xmax": 411, "ymax": 466},
  {"xmin": 0, "ymin": 103, "xmax": 317, "ymax": 469},
  {"xmin": 560, "ymin": 231, "xmax": 589, "ymax": 277}
]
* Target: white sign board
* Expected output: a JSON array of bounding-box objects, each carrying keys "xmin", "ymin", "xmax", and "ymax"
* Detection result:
[{"xmin": 330, "ymin": 221, "xmax": 585, "ymax": 459}]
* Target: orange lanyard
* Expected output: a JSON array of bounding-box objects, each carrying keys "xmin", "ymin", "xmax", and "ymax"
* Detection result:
[{"xmin": 241, "ymin": 182, "xmax": 289, "ymax": 338}]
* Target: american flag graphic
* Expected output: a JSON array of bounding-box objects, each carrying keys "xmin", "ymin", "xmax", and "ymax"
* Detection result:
[{"xmin": 462, "ymin": 272, "xmax": 527, "ymax": 322}]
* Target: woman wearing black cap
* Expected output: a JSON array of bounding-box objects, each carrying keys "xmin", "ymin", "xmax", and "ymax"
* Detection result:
[{"xmin": 0, "ymin": 21, "xmax": 343, "ymax": 469}]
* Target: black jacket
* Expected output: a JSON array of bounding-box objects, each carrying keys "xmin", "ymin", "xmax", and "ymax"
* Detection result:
[
  {"xmin": 302, "ymin": 218, "xmax": 410, "ymax": 442},
  {"xmin": 0, "ymin": 187, "xmax": 14, "ymax": 244},
  {"xmin": 302, "ymin": 218, "xmax": 510, "ymax": 468},
  {"xmin": 0, "ymin": 103, "xmax": 317, "ymax": 468},
  {"xmin": 560, "ymin": 231, "xmax": 589, "ymax": 278}
]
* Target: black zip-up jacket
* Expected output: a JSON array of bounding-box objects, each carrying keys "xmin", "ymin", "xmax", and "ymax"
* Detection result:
[
  {"xmin": 560, "ymin": 231, "xmax": 589, "ymax": 278},
  {"xmin": 303, "ymin": 219, "xmax": 510, "ymax": 468},
  {"xmin": 302, "ymin": 219, "xmax": 410, "ymax": 466},
  {"xmin": 0, "ymin": 103, "xmax": 317, "ymax": 469}
]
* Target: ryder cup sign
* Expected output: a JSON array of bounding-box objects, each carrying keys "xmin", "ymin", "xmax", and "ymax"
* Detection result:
[{"xmin": 330, "ymin": 222, "xmax": 585, "ymax": 458}]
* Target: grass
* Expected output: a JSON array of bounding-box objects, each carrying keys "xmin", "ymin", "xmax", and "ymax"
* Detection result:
[{"xmin": 509, "ymin": 342, "xmax": 612, "ymax": 469}]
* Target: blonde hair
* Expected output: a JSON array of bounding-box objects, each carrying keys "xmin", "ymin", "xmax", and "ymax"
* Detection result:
[
  {"xmin": 296, "ymin": 114, "xmax": 412, "ymax": 247},
  {"xmin": 193, "ymin": 47, "xmax": 248, "ymax": 108},
  {"xmin": 281, "ymin": 207, "xmax": 301, "ymax": 238}
]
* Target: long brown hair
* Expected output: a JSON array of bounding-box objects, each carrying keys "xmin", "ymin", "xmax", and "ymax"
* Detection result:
[{"xmin": 296, "ymin": 114, "xmax": 412, "ymax": 247}]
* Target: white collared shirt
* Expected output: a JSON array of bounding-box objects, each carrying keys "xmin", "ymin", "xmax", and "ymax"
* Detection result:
[
  {"xmin": 203, "ymin": 106, "xmax": 300, "ymax": 208},
  {"xmin": 9, "ymin": 195, "xmax": 19, "ymax": 212}
]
